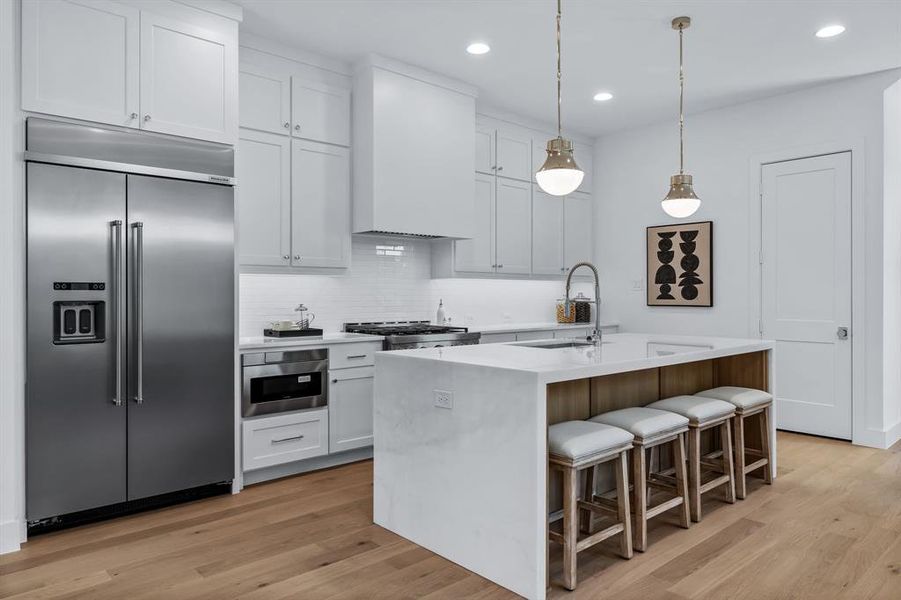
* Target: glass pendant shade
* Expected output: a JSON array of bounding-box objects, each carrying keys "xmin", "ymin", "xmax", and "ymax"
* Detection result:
[
  {"xmin": 661, "ymin": 173, "xmax": 701, "ymax": 218},
  {"xmin": 536, "ymin": 137, "xmax": 584, "ymax": 196}
]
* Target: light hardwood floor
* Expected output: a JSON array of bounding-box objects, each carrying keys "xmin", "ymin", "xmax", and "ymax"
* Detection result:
[{"xmin": 2, "ymin": 432, "xmax": 900, "ymax": 599}]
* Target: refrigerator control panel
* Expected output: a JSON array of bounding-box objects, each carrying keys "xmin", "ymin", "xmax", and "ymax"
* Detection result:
[{"xmin": 53, "ymin": 281, "xmax": 105, "ymax": 291}]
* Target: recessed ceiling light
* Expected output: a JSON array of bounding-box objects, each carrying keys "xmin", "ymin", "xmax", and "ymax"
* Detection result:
[
  {"xmin": 815, "ymin": 24, "xmax": 845, "ymax": 38},
  {"xmin": 593, "ymin": 91, "xmax": 614, "ymax": 102},
  {"xmin": 466, "ymin": 42, "xmax": 490, "ymax": 55}
]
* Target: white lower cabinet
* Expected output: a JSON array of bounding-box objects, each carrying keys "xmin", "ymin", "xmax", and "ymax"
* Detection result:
[
  {"xmin": 328, "ymin": 366, "xmax": 375, "ymax": 453},
  {"xmin": 242, "ymin": 408, "xmax": 328, "ymax": 471}
]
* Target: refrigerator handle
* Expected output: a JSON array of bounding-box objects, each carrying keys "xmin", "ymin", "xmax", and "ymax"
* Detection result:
[
  {"xmin": 111, "ymin": 220, "xmax": 123, "ymax": 406},
  {"xmin": 133, "ymin": 222, "xmax": 144, "ymax": 405}
]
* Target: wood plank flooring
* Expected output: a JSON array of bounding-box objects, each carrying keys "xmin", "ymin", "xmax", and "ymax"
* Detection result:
[{"xmin": 2, "ymin": 432, "xmax": 900, "ymax": 599}]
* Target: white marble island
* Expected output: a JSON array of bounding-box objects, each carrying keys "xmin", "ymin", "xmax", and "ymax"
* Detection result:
[{"xmin": 373, "ymin": 333, "xmax": 775, "ymax": 599}]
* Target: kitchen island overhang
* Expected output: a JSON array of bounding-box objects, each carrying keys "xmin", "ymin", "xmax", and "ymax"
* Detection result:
[{"xmin": 373, "ymin": 333, "xmax": 775, "ymax": 600}]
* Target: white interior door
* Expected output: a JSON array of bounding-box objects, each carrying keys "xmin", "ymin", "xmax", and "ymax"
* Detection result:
[{"xmin": 761, "ymin": 152, "xmax": 852, "ymax": 439}]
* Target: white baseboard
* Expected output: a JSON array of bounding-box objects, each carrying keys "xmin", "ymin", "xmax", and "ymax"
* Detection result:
[
  {"xmin": 0, "ymin": 518, "xmax": 23, "ymax": 554},
  {"xmin": 885, "ymin": 420, "xmax": 901, "ymax": 449}
]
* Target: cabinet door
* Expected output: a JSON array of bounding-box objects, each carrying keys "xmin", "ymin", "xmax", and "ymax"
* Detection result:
[
  {"xmin": 239, "ymin": 67, "xmax": 291, "ymax": 135},
  {"xmin": 291, "ymin": 79, "xmax": 350, "ymax": 146},
  {"xmin": 329, "ymin": 367, "xmax": 375, "ymax": 453},
  {"xmin": 140, "ymin": 12, "xmax": 237, "ymax": 144},
  {"xmin": 291, "ymin": 140, "xmax": 351, "ymax": 268},
  {"xmin": 475, "ymin": 125, "xmax": 496, "ymax": 175},
  {"xmin": 495, "ymin": 178, "xmax": 532, "ymax": 274},
  {"xmin": 237, "ymin": 130, "xmax": 291, "ymax": 267},
  {"xmin": 22, "ymin": 0, "xmax": 139, "ymax": 127},
  {"xmin": 454, "ymin": 174, "xmax": 495, "ymax": 273},
  {"xmin": 496, "ymin": 128, "xmax": 532, "ymax": 182},
  {"xmin": 531, "ymin": 187, "xmax": 564, "ymax": 276},
  {"xmin": 564, "ymin": 192, "xmax": 594, "ymax": 266}
]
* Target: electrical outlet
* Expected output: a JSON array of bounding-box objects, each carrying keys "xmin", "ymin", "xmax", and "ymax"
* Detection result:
[{"xmin": 433, "ymin": 389, "xmax": 454, "ymax": 410}]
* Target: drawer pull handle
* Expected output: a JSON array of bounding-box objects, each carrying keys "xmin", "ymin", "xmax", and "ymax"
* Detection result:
[
  {"xmin": 346, "ymin": 354, "xmax": 368, "ymax": 359},
  {"xmin": 271, "ymin": 434, "xmax": 305, "ymax": 444}
]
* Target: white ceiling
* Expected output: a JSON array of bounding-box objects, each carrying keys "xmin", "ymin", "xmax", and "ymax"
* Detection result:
[{"xmin": 236, "ymin": 0, "xmax": 901, "ymax": 137}]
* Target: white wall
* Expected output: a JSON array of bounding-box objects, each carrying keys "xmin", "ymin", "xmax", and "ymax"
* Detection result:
[
  {"xmin": 240, "ymin": 234, "xmax": 593, "ymax": 336},
  {"xmin": 883, "ymin": 79, "xmax": 901, "ymax": 446},
  {"xmin": 0, "ymin": 0, "xmax": 25, "ymax": 555},
  {"xmin": 593, "ymin": 68, "xmax": 901, "ymax": 448}
]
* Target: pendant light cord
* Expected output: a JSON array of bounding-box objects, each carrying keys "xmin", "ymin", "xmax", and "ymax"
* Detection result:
[
  {"xmin": 556, "ymin": 0, "xmax": 562, "ymax": 139},
  {"xmin": 678, "ymin": 22, "xmax": 684, "ymax": 175}
]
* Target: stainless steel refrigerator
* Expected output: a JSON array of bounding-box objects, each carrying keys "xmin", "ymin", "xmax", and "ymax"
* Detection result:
[{"xmin": 25, "ymin": 118, "xmax": 235, "ymax": 526}]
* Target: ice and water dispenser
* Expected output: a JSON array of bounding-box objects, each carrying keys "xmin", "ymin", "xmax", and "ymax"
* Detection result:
[{"xmin": 52, "ymin": 282, "xmax": 105, "ymax": 344}]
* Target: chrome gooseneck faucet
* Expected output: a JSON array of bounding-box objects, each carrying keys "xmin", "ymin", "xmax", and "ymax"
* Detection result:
[{"xmin": 563, "ymin": 262, "xmax": 603, "ymax": 346}]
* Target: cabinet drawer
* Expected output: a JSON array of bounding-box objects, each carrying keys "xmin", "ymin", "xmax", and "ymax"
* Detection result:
[
  {"xmin": 480, "ymin": 332, "xmax": 517, "ymax": 344},
  {"xmin": 515, "ymin": 330, "xmax": 556, "ymax": 341},
  {"xmin": 242, "ymin": 409, "xmax": 328, "ymax": 471},
  {"xmin": 329, "ymin": 342, "xmax": 381, "ymax": 369}
]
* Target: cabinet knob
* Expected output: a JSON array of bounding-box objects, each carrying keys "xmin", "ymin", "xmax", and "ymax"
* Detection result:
[
  {"xmin": 294, "ymin": 124, "xmax": 300, "ymax": 131},
  {"xmin": 283, "ymin": 122, "xmax": 290, "ymax": 129},
  {"xmin": 332, "ymin": 379, "xmax": 338, "ymax": 384},
  {"xmin": 497, "ymin": 264, "xmax": 504, "ymax": 269},
  {"xmin": 282, "ymin": 255, "xmax": 289, "ymax": 260},
  {"xmin": 130, "ymin": 112, "xmax": 138, "ymax": 120},
  {"xmin": 497, "ymin": 166, "xmax": 504, "ymax": 172},
  {"xmin": 491, "ymin": 165, "xmax": 497, "ymax": 170},
  {"xmin": 294, "ymin": 255, "xmax": 301, "ymax": 260},
  {"xmin": 143, "ymin": 115, "xmax": 151, "ymax": 122}
]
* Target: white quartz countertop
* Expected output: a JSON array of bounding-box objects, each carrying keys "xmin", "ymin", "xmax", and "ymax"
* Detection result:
[
  {"xmin": 378, "ymin": 332, "xmax": 774, "ymax": 383},
  {"xmin": 470, "ymin": 321, "xmax": 619, "ymax": 333},
  {"xmin": 239, "ymin": 332, "xmax": 383, "ymax": 351}
]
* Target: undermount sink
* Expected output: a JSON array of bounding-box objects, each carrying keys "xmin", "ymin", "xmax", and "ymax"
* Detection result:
[{"xmin": 516, "ymin": 340, "xmax": 600, "ymax": 349}]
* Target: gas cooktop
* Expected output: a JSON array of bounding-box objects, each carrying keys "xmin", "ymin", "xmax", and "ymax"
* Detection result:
[{"xmin": 344, "ymin": 321, "xmax": 480, "ymax": 350}]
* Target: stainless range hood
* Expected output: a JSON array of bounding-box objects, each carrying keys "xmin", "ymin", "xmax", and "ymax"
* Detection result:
[{"xmin": 352, "ymin": 55, "xmax": 477, "ymax": 239}]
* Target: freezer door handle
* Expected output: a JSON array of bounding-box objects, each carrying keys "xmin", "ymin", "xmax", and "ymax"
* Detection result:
[
  {"xmin": 133, "ymin": 222, "xmax": 144, "ymax": 404},
  {"xmin": 111, "ymin": 220, "xmax": 123, "ymax": 406}
]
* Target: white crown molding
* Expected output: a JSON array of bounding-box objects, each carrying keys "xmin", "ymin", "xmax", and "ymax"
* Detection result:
[
  {"xmin": 240, "ymin": 32, "xmax": 351, "ymax": 78},
  {"xmin": 174, "ymin": 0, "xmax": 243, "ymax": 22}
]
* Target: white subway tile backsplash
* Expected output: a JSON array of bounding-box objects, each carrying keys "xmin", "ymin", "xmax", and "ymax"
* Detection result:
[{"xmin": 239, "ymin": 234, "xmax": 592, "ymax": 336}]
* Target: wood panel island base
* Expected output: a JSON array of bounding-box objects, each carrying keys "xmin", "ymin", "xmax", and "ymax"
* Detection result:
[{"xmin": 373, "ymin": 333, "xmax": 775, "ymax": 599}]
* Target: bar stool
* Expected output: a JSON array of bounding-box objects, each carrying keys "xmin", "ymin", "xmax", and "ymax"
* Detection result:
[
  {"xmin": 548, "ymin": 420, "xmax": 634, "ymax": 591},
  {"xmin": 694, "ymin": 387, "xmax": 773, "ymax": 499},
  {"xmin": 589, "ymin": 408, "xmax": 691, "ymax": 552},
  {"xmin": 646, "ymin": 396, "xmax": 736, "ymax": 522}
]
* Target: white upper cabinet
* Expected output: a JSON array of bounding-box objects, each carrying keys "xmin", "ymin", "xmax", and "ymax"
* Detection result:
[
  {"xmin": 454, "ymin": 173, "xmax": 496, "ymax": 273},
  {"xmin": 291, "ymin": 140, "xmax": 351, "ymax": 268},
  {"xmin": 292, "ymin": 80, "xmax": 351, "ymax": 146},
  {"xmin": 140, "ymin": 13, "xmax": 237, "ymax": 144},
  {"xmin": 239, "ymin": 67, "xmax": 291, "ymax": 135},
  {"xmin": 532, "ymin": 188, "xmax": 564, "ymax": 276},
  {"xmin": 564, "ymin": 192, "xmax": 594, "ymax": 266},
  {"xmin": 237, "ymin": 130, "xmax": 291, "ymax": 267},
  {"xmin": 21, "ymin": 1, "xmax": 238, "ymax": 145},
  {"xmin": 495, "ymin": 128, "xmax": 532, "ymax": 182},
  {"xmin": 495, "ymin": 178, "xmax": 532, "ymax": 275},
  {"xmin": 474, "ymin": 125, "xmax": 495, "ymax": 175},
  {"xmin": 22, "ymin": 0, "xmax": 140, "ymax": 127}
]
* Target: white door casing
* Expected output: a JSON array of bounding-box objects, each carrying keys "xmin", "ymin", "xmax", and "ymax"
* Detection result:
[{"xmin": 761, "ymin": 152, "xmax": 852, "ymax": 439}]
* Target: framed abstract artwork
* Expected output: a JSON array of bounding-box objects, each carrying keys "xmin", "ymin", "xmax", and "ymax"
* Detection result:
[{"xmin": 646, "ymin": 221, "xmax": 713, "ymax": 307}]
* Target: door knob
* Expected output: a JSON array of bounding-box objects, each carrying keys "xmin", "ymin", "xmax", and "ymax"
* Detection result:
[
  {"xmin": 837, "ymin": 327, "xmax": 849, "ymax": 340},
  {"xmin": 283, "ymin": 122, "xmax": 290, "ymax": 129}
]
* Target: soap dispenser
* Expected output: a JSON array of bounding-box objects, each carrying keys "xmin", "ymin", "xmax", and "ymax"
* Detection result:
[{"xmin": 436, "ymin": 299, "xmax": 446, "ymax": 325}]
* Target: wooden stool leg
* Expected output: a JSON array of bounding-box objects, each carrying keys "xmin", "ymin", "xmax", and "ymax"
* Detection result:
[
  {"xmin": 672, "ymin": 432, "xmax": 691, "ymax": 529},
  {"xmin": 760, "ymin": 406, "xmax": 773, "ymax": 484},
  {"xmin": 721, "ymin": 421, "xmax": 736, "ymax": 504},
  {"xmin": 733, "ymin": 414, "xmax": 747, "ymax": 499},
  {"xmin": 688, "ymin": 427, "xmax": 702, "ymax": 522},
  {"xmin": 632, "ymin": 446, "xmax": 648, "ymax": 552},
  {"xmin": 614, "ymin": 451, "xmax": 633, "ymax": 559},
  {"xmin": 562, "ymin": 465, "xmax": 579, "ymax": 591},
  {"xmin": 582, "ymin": 465, "xmax": 596, "ymax": 534}
]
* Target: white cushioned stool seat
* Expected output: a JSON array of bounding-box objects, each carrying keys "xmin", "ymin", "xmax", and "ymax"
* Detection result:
[
  {"xmin": 647, "ymin": 395, "xmax": 735, "ymax": 426},
  {"xmin": 694, "ymin": 386, "xmax": 773, "ymax": 411},
  {"xmin": 548, "ymin": 421, "xmax": 634, "ymax": 461},
  {"xmin": 589, "ymin": 407, "xmax": 688, "ymax": 444}
]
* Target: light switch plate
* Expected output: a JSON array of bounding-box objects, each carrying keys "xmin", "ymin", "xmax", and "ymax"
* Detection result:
[{"xmin": 433, "ymin": 389, "xmax": 454, "ymax": 410}]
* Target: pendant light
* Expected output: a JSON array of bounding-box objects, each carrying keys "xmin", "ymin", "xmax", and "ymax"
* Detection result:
[
  {"xmin": 536, "ymin": 0, "xmax": 583, "ymax": 196},
  {"xmin": 661, "ymin": 16, "xmax": 701, "ymax": 219}
]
